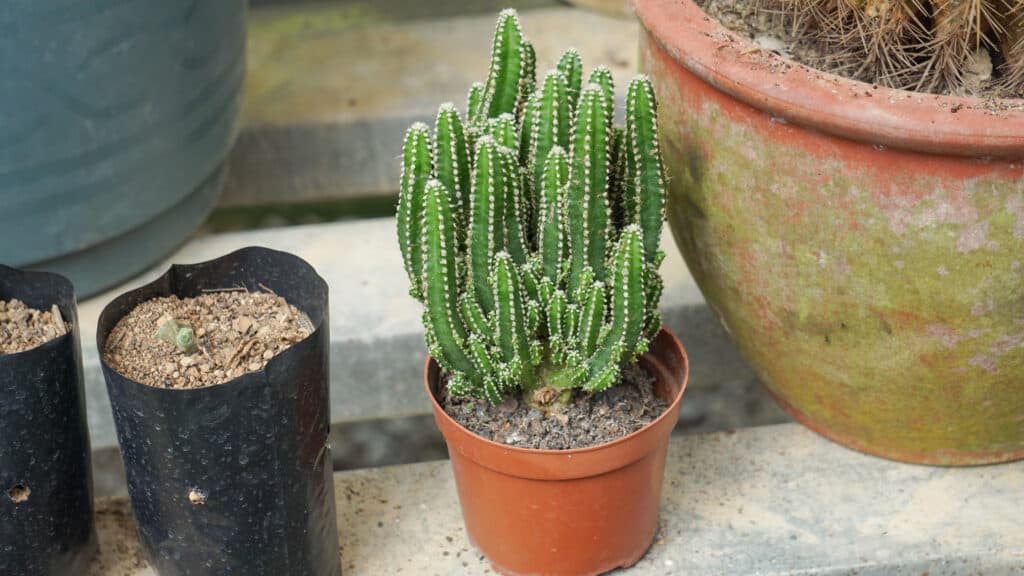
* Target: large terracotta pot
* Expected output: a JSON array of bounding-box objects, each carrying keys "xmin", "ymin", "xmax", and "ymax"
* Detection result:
[
  {"xmin": 426, "ymin": 328, "xmax": 688, "ymax": 576},
  {"xmin": 0, "ymin": 0, "xmax": 245, "ymax": 296},
  {"xmin": 634, "ymin": 0, "xmax": 1024, "ymax": 465}
]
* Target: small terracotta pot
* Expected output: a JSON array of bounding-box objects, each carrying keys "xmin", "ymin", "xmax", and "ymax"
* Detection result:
[
  {"xmin": 426, "ymin": 328, "xmax": 688, "ymax": 576},
  {"xmin": 635, "ymin": 0, "xmax": 1024, "ymax": 465}
]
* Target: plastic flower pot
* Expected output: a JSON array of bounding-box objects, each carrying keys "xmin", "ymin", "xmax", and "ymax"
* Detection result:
[
  {"xmin": 0, "ymin": 266, "xmax": 96, "ymax": 576},
  {"xmin": 97, "ymin": 247, "xmax": 341, "ymax": 576},
  {"xmin": 426, "ymin": 328, "xmax": 688, "ymax": 576},
  {"xmin": 634, "ymin": 0, "xmax": 1024, "ymax": 465},
  {"xmin": 0, "ymin": 0, "xmax": 246, "ymax": 297}
]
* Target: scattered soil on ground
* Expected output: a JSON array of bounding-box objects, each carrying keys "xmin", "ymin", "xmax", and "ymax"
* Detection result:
[
  {"xmin": 694, "ymin": 0, "xmax": 1018, "ymax": 101},
  {"xmin": 87, "ymin": 498, "xmax": 147, "ymax": 576},
  {"xmin": 442, "ymin": 363, "xmax": 668, "ymax": 450},
  {"xmin": 0, "ymin": 299, "xmax": 69, "ymax": 355},
  {"xmin": 104, "ymin": 290, "xmax": 313, "ymax": 389}
]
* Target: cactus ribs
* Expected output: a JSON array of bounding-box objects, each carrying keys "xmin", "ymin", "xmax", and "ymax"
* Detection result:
[{"xmin": 398, "ymin": 10, "xmax": 670, "ymax": 409}]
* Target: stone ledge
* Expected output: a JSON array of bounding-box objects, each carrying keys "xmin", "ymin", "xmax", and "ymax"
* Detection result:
[
  {"xmin": 224, "ymin": 5, "xmax": 639, "ymax": 207},
  {"xmin": 79, "ymin": 217, "xmax": 756, "ymax": 452},
  {"xmin": 87, "ymin": 423, "xmax": 1024, "ymax": 575}
]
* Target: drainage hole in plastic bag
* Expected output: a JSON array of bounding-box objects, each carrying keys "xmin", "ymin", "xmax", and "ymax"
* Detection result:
[
  {"xmin": 7, "ymin": 484, "xmax": 30, "ymax": 504},
  {"xmin": 188, "ymin": 488, "xmax": 208, "ymax": 505}
]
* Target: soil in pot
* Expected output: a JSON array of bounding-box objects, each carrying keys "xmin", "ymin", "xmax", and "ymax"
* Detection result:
[
  {"xmin": 103, "ymin": 290, "xmax": 312, "ymax": 388},
  {"xmin": 0, "ymin": 299, "xmax": 70, "ymax": 354},
  {"xmin": 695, "ymin": 0, "xmax": 1019, "ymax": 100},
  {"xmin": 442, "ymin": 364, "xmax": 668, "ymax": 450}
]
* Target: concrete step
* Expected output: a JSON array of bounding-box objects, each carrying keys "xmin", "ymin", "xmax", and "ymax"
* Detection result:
[
  {"xmin": 223, "ymin": 4, "xmax": 639, "ymax": 207},
  {"xmin": 79, "ymin": 217, "xmax": 757, "ymax": 452},
  {"xmin": 86, "ymin": 423, "xmax": 1024, "ymax": 575}
]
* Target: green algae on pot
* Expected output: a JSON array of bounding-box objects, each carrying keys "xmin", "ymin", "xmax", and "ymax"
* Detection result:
[{"xmin": 635, "ymin": 0, "xmax": 1024, "ymax": 465}]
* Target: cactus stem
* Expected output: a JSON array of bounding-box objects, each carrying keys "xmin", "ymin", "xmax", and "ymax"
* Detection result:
[{"xmin": 396, "ymin": 11, "xmax": 667, "ymax": 403}]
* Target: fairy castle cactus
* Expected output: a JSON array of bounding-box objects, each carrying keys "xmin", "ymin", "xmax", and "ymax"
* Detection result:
[{"xmin": 397, "ymin": 9, "xmax": 667, "ymax": 404}]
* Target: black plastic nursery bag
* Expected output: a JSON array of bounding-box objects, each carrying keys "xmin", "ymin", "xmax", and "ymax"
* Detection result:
[
  {"xmin": 0, "ymin": 265, "xmax": 97, "ymax": 576},
  {"xmin": 98, "ymin": 247, "xmax": 341, "ymax": 576}
]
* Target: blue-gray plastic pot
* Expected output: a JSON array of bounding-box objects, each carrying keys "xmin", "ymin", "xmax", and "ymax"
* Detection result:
[{"xmin": 0, "ymin": 0, "xmax": 246, "ymax": 296}]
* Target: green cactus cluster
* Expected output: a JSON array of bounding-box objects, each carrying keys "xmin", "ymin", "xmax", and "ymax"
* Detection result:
[{"xmin": 397, "ymin": 9, "xmax": 667, "ymax": 404}]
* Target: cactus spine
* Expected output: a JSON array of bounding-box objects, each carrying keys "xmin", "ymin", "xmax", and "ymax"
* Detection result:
[{"xmin": 398, "ymin": 9, "xmax": 667, "ymax": 403}]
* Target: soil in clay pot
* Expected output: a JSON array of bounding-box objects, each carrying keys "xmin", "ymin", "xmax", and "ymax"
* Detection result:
[
  {"xmin": 0, "ymin": 299, "xmax": 70, "ymax": 354},
  {"xmin": 696, "ymin": 0, "xmax": 1024, "ymax": 100},
  {"xmin": 103, "ymin": 290, "xmax": 312, "ymax": 388},
  {"xmin": 443, "ymin": 364, "xmax": 668, "ymax": 450}
]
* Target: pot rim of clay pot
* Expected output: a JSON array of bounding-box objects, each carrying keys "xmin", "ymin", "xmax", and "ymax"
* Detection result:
[
  {"xmin": 632, "ymin": 0, "xmax": 1024, "ymax": 159},
  {"xmin": 424, "ymin": 327, "xmax": 689, "ymax": 480}
]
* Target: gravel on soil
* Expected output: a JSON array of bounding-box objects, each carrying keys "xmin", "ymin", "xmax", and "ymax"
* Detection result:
[
  {"xmin": 104, "ymin": 290, "xmax": 313, "ymax": 389},
  {"xmin": 0, "ymin": 299, "xmax": 69, "ymax": 355},
  {"xmin": 442, "ymin": 363, "xmax": 669, "ymax": 450}
]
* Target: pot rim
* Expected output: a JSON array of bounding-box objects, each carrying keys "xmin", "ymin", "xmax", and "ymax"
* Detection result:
[
  {"xmin": 423, "ymin": 326, "xmax": 688, "ymax": 459},
  {"xmin": 633, "ymin": 0, "xmax": 1024, "ymax": 159}
]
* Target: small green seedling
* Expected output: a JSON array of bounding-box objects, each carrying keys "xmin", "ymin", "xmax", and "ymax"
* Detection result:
[{"xmin": 156, "ymin": 318, "xmax": 198, "ymax": 354}]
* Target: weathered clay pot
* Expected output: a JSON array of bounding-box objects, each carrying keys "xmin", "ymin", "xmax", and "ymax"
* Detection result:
[
  {"xmin": 635, "ymin": 0, "xmax": 1024, "ymax": 465},
  {"xmin": 426, "ymin": 328, "xmax": 688, "ymax": 576}
]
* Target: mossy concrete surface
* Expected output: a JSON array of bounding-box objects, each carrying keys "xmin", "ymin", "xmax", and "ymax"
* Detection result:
[
  {"xmin": 225, "ymin": 4, "xmax": 638, "ymax": 207},
  {"xmin": 643, "ymin": 31, "xmax": 1024, "ymax": 464}
]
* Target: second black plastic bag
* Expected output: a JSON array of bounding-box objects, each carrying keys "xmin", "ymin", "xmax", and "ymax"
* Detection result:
[
  {"xmin": 0, "ymin": 266, "xmax": 96, "ymax": 576},
  {"xmin": 98, "ymin": 247, "xmax": 341, "ymax": 576}
]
